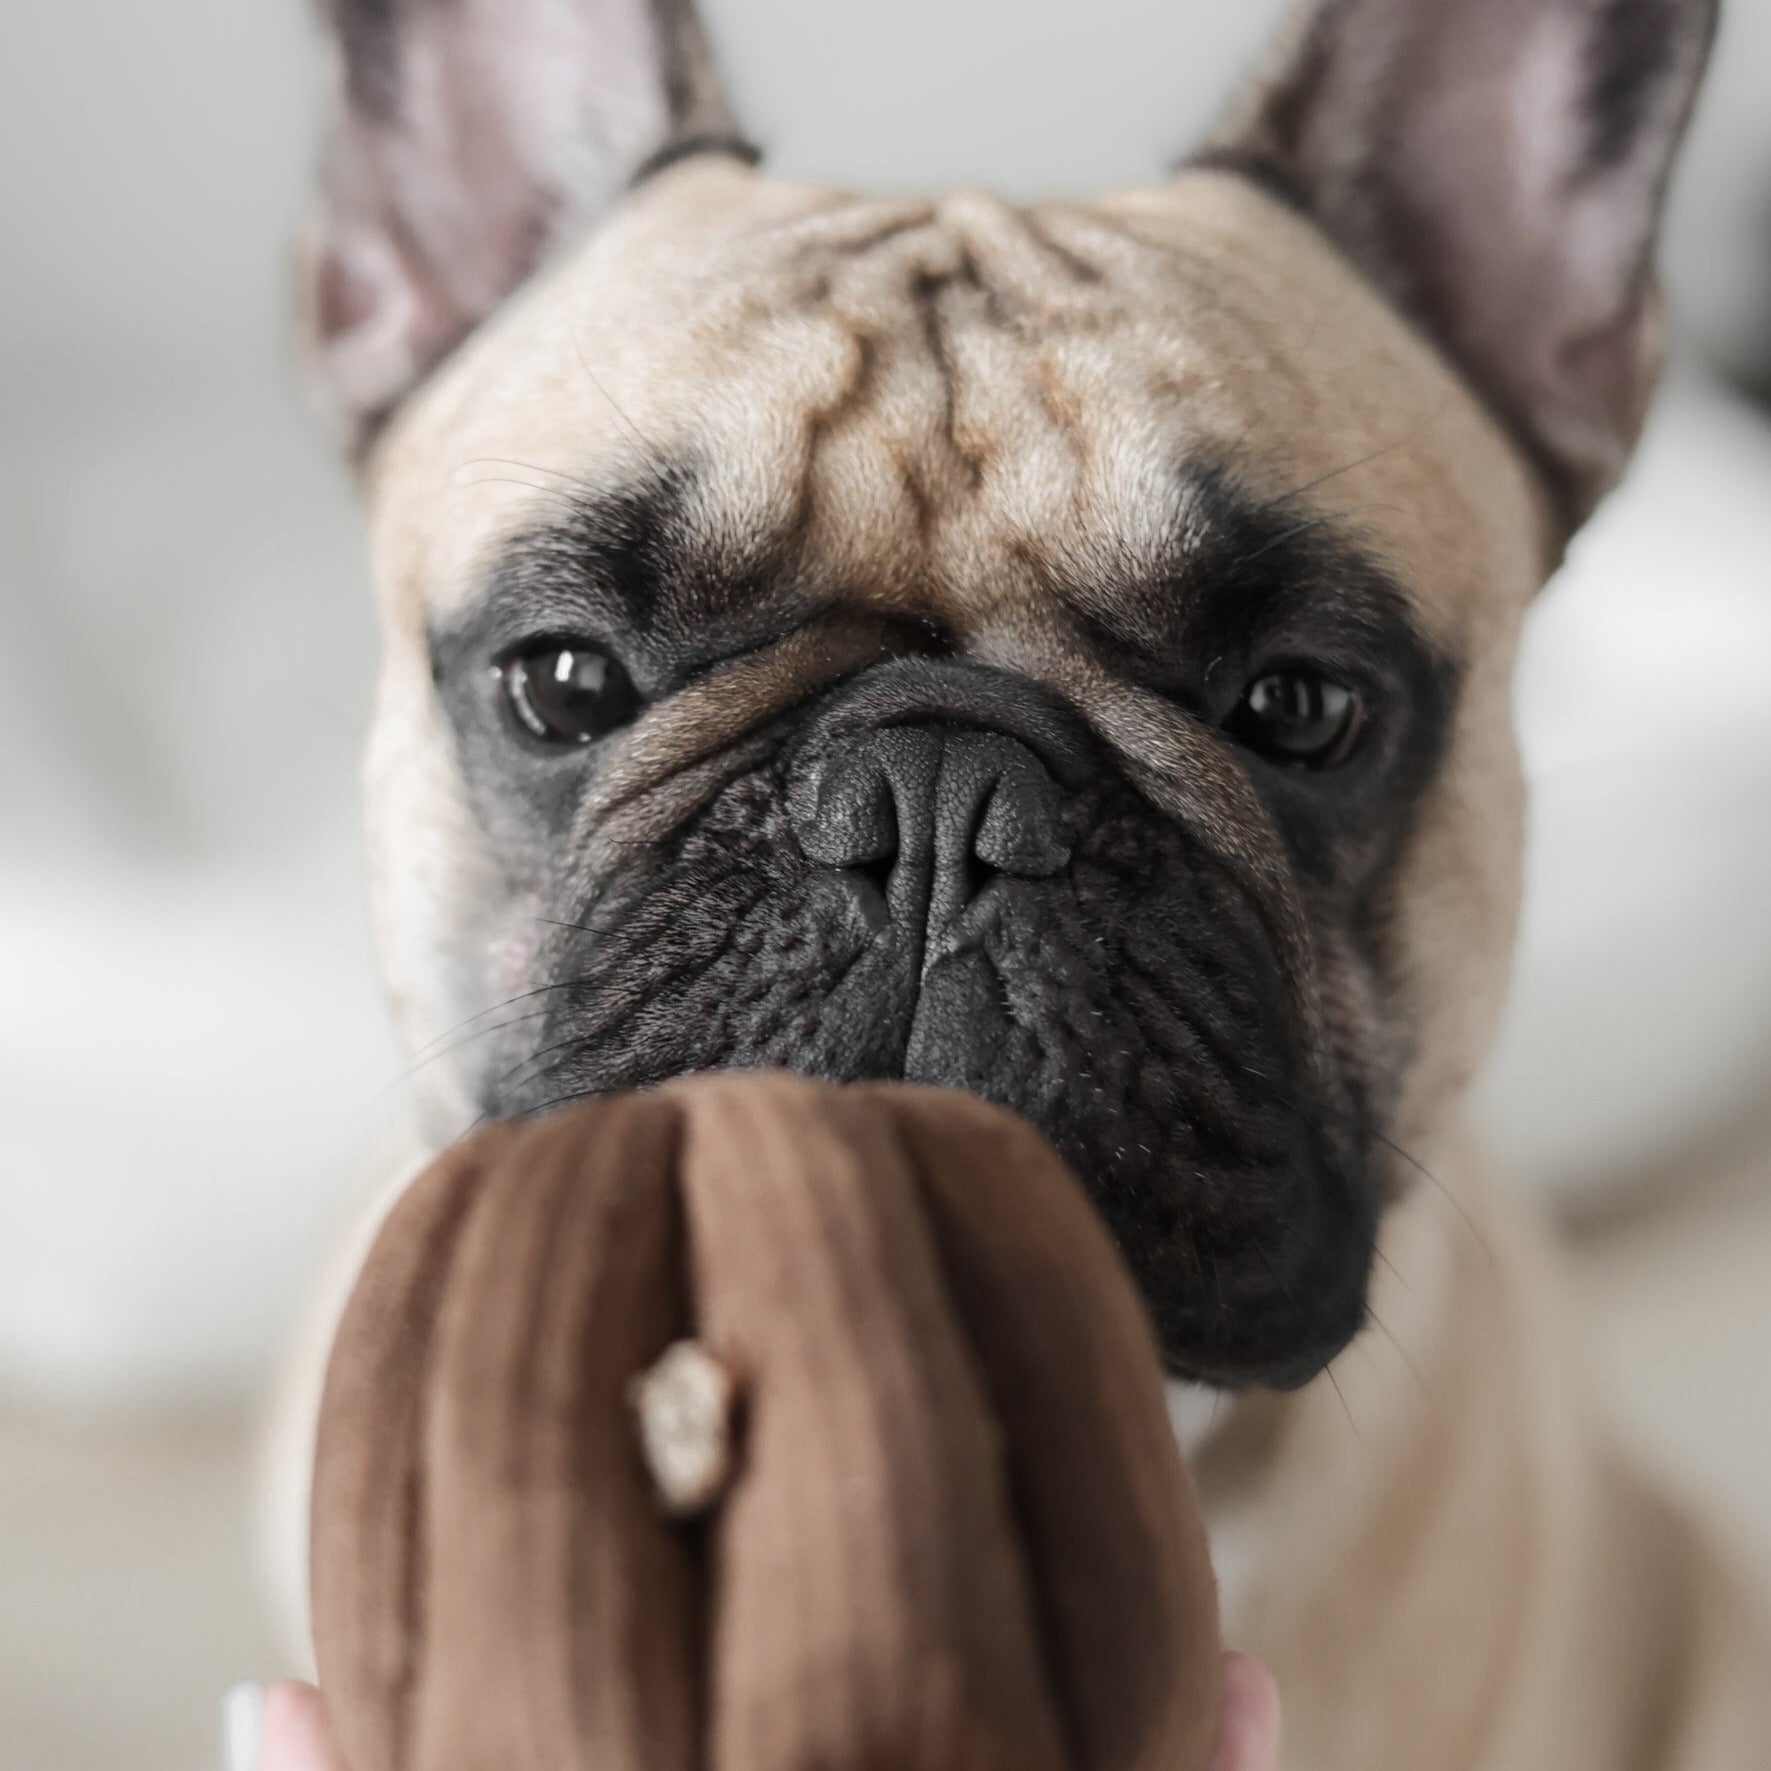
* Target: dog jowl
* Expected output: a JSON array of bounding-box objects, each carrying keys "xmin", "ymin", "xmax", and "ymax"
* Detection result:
[{"xmin": 304, "ymin": 0, "xmax": 1715, "ymax": 1389}]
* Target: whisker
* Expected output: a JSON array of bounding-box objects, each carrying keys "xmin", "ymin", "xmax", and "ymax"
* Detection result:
[
  {"xmin": 1234, "ymin": 1056, "xmax": 1493, "ymax": 1267},
  {"xmin": 1232, "ymin": 501, "xmax": 1405, "ymax": 567},
  {"xmin": 1254, "ymin": 1243, "xmax": 1360, "ymax": 1439},
  {"xmin": 1321, "ymin": 1358, "xmax": 1360, "ymax": 1440},
  {"xmin": 476, "ymin": 1083, "xmax": 610, "ymax": 1132},
  {"xmin": 458, "ymin": 456, "xmax": 600, "ymax": 494},
  {"xmin": 570, "ymin": 324, "xmax": 658, "ymax": 461},
  {"xmin": 364, "ymin": 982, "xmax": 592, "ymax": 1108},
  {"xmin": 1261, "ymin": 401, "xmax": 1451, "ymax": 511},
  {"xmin": 487, "ymin": 1030, "xmax": 604, "ymax": 1104},
  {"xmin": 455, "ymin": 476, "xmax": 591, "ymax": 516},
  {"xmin": 1235, "ymin": 509, "xmax": 1344, "ymax": 565},
  {"xmin": 1369, "ymin": 1126, "xmax": 1495, "ymax": 1268},
  {"xmin": 535, "ymin": 914, "xmax": 607, "ymax": 939},
  {"xmin": 401, "ymin": 981, "xmax": 585, "ymax": 1067},
  {"xmin": 1369, "ymin": 1238, "xmax": 1413, "ymax": 1293},
  {"xmin": 1364, "ymin": 1305, "xmax": 1429, "ymax": 1397},
  {"xmin": 396, "ymin": 1006, "xmax": 556, "ymax": 1083}
]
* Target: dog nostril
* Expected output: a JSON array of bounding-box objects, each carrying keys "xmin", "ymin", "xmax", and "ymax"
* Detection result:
[
  {"xmin": 793, "ymin": 725, "xmax": 1071, "ymax": 939},
  {"xmin": 972, "ymin": 761, "xmax": 1071, "ymax": 880},
  {"xmin": 796, "ymin": 755, "xmax": 898, "ymax": 873}
]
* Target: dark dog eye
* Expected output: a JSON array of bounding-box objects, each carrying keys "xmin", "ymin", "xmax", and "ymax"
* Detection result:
[
  {"xmin": 1227, "ymin": 668, "xmax": 1364, "ymax": 768},
  {"xmin": 497, "ymin": 640, "xmax": 642, "ymax": 745}
]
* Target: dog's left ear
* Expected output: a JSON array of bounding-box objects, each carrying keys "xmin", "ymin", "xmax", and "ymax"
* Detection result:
[
  {"xmin": 300, "ymin": 0, "xmax": 743, "ymax": 449},
  {"xmin": 1212, "ymin": 0, "xmax": 1718, "ymax": 531}
]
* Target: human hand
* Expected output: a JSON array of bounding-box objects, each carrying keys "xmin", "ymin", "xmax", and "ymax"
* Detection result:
[{"xmin": 229, "ymin": 1654, "xmax": 1281, "ymax": 1771}]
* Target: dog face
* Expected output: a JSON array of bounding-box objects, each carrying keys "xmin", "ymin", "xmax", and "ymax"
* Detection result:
[{"xmin": 306, "ymin": 0, "xmax": 1714, "ymax": 1389}]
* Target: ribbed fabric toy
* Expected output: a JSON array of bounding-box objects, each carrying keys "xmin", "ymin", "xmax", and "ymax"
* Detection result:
[{"xmin": 311, "ymin": 1072, "xmax": 1222, "ymax": 1771}]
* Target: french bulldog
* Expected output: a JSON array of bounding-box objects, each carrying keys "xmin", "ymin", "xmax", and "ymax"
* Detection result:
[{"xmin": 287, "ymin": 0, "xmax": 1770, "ymax": 1761}]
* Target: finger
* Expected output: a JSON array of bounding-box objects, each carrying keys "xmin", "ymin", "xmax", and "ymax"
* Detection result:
[
  {"xmin": 227, "ymin": 1681, "xmax": 346, "ymax": 1771},
  {"xmin": 1212, "ymin": 1651, "xmax": 1283, "ymax": 1771}
]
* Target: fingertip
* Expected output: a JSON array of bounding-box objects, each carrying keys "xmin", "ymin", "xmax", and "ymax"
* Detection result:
[
  {"xmin": 1213, "ymin": 1651, "xmax": 1283, "ymax": 1771},
  {"xmin": 259, "ymin": 1681, "xmax": 343, "ymax": 1771}
]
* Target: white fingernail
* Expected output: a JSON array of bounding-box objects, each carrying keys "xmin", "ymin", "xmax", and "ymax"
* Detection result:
[{"xmin": 223, "ymin": 1683, "xmax": 265, "ymax": 1771}]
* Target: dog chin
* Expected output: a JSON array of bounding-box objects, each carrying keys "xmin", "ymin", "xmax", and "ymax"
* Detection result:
[{"xmin": 485, "ymin": 763, "xmax": 1375, "ymax": 1391}]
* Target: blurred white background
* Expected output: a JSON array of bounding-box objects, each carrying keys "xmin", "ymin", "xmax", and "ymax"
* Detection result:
[{"xmin": 2, "ymin": 3, "xmax": 1769, "ymax": 1767}]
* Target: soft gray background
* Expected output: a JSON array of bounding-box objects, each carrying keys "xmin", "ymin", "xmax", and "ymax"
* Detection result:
[{"xmin": 2, "ymin": 4, "xmax": 1769, "ymax": 1767}]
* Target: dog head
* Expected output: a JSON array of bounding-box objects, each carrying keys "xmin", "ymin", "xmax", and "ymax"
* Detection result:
[{"xmin": 304, "ymin": 0, "xmax": 1714, "ymax": 1389}]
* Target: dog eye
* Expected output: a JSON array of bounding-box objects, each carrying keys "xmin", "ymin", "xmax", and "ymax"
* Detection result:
[
  {"xmin": 496, "ymin": 640, "xmax": 643, "ymax": 745},
  {"xmin": 1227, "ymin": 668, "xmax": 1364, "ymax": 768}
]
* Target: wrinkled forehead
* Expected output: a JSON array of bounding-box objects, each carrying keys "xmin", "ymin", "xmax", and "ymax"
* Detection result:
[{"xmin": 368, "ymin": 157, "xmax": 1548, "ymax": 651}]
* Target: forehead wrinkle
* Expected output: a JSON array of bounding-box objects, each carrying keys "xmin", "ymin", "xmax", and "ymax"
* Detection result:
[
  {"xmin": 374, "ymin": 160, "xmax": 1547, "ymax": 658},
  {"xmin": 710, "ymin": 189, "xmax": 1226, "ymax": 597},
  {"xmin": 754, "ymin": 244, "xmax": 1186, "ymax": 618},
  {"xmin": 709, "ymin": 192, "xmax": 1353, "ymax": 629}
]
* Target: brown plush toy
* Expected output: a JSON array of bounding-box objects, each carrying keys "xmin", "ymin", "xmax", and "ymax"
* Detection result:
[{"xmin": 310, "ymin": 1073, "xmax": 1223, "ymax": 1771}]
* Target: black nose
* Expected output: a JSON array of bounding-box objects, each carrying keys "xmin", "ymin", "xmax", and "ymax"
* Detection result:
[{"xmin": 792, "ymin": 723, "xmax": 1072, "ymax": 937}]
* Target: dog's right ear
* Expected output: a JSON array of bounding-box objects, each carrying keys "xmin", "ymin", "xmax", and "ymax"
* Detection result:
[
  {"xmin": 300, "ymin": 0, "xmax": 744, "ymax": 451},
  {"xmin": 1208, "ymin": 0, "xmax": 1717, "ymax": 534}
]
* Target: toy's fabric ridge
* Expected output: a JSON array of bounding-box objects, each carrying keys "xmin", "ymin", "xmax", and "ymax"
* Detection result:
[{"xmin": 311, "ymin": 1072, "xmax": 1223, "ymax": 1771}]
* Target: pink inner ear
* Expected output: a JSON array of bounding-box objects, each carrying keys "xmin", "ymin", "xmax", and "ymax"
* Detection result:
[
  {"xmin": 306, "ymin": 0, "xmax": 726, "ymax": 439},
  {"xmin": 315, "ymin": 244, "xmax": 378, "ymax": 345},
  {"xmin": 307, "ymin": 210, "xmax": 429, "ymax": 423},
  {"xmin": 1250, "ymin": 0, "xmax": 1714, "ymax": 524},
  {"xmin": 1383, "ymin": 1, "xmax": 1647, "ymax": 317}
]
